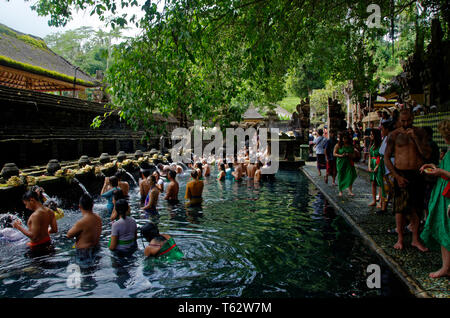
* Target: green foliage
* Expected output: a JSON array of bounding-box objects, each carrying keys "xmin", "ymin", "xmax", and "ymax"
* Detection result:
[
  {"xmin": 44, "ymin": 27, "xmax": 125, "ymax": 77},
  {"xmin": 28, "ymin": 0, "xmax": 450, "ymax": 134},
  {"xmin": 310, "ymin": 80, "xmax": 347, "ymax": 121},
  {"xmin": 277, "ymin": 96, "xmax": 300, "ymax": 114}
]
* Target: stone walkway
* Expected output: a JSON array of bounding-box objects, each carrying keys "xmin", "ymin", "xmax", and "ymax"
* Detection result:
[{"xmin": 301, "ymin": 161, "xmax": 449, "ymax": 298}]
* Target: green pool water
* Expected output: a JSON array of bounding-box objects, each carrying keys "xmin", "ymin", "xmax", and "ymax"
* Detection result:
[{"xmin": 0, "ymin": 169, "xmax": 410, "ymax": 298}]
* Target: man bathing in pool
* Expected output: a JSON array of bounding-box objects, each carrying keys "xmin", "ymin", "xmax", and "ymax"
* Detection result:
[
  {"xmin": 13, "ymin": 191, "xmax": 58, "ymax": 249},
  {"xmin": 164, "ymin": 170, "xmax": 179, "ymax": 204},
  {"xmin": 142, "ymin": 175, "xmax": 160, "ymax": 215},
  {"xmin": 67, "ymin": 194, "xmax": 102, "ymax": 250}
]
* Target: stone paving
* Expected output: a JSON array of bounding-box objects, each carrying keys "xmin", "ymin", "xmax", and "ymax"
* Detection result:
[{"xmin": 301, "ymin": 161, "xmax": 449, "ymax": 298}]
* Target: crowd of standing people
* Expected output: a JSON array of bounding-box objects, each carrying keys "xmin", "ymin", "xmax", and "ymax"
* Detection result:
[{"xmin": 311, "ymin": 109, "xmax": 449, "ymax": 279}]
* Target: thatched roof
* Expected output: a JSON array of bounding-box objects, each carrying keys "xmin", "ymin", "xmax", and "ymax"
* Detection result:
[{"xmin": 0, "ymin": 23, "xmax": 99, "ymax": 91}]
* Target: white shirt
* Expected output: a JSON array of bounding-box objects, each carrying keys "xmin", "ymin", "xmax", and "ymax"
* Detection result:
[
  {"xmin": 379, "ymin": 136, "xmax": 394, "ymax": 175},
  {"xmin": 313, "ymin": 136, "xmax": 327, "ymax": 155}
]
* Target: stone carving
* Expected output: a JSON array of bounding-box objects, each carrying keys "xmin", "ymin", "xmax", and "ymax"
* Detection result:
[
  {"xmin": 1, "ymin": 163, "xmax": 20, "ymax": 180},
  {"xmin": 289, "ymin": 98, "xmax": 310, "ymax": 143},
  {"xmin": 46, "ymin": 159, "xmax": 61, "ymax": 176},
  {"xmin": 78, "ymin": 155, "xmax": 91, "ymax": 167},
  {"xmin": 99, "ymin": 153, "xmax": 111, "ymax": 164},
  {"xmin": 116, "ymin": 151, "xmax": 127, "ymax": 162}
]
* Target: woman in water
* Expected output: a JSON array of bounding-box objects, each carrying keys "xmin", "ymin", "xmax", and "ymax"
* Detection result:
[
  {"xmin": 185, "ymin": 170, "xmax": 204, "ymax": 206},
  {"xmin": 101, "ymin": 176, "xmax": 121, "ymax": 215},
  {"xmin": 195, "ymin": 162, "xmax": 204, "ymax": 180},
  {"xmin": 333, "ymin": 131, "xmax": 357, "ymax": 197},
  {"xmin": 110, "ymin": 189, "xmax": 128, "ymax": 221},
  {"xmin": 225, "ymin": 162, "xmax": 234, "ymax": 180},
  {"xmin": 109, "ymin": 199, "xmax": 137, "ymax": 254},
  {"xmin": 141, "ymin": 222, "xmax": 183, "ymax": 260},
  {"xmin": 420, "ymin": 119, "xmax": 450, "ymax": 278},
  {"xmin": 368, "ymin": 129, "xmax": 385, "ymax": 208},
  {"xmin": 217, "ymin": 163, "xmax": 226, "ymax": 181}
]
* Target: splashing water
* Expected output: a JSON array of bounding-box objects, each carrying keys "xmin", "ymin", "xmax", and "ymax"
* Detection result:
[
  {"xmin": 125, "ymin": 171, "xmax": 138, "ymax": 187},
  {"xmin": 73, "ymin": 178, "xmax": 91, "ymax": 196}
]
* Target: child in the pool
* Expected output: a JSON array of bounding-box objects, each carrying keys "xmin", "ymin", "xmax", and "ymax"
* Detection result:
[{"xmin": 141, "ymin": 222, "xmax": 183, "ymax": 260}]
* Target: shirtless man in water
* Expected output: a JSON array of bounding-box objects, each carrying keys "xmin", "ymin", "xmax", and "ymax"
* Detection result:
[
  {"xmin": 232, "ymin": 161, "xmax": 244, "ymax": 181},
  {"xmin": 247, "ymin": 161, "xmax": 257, "ymax": 179},
  {"xmin": 202, "ymin": 159, "xmax": 211, "ymax": 177},
  {"xmin": 13, "ymin": 191, "xmax": 58, "ymax": 250},
  {"xmin": 254, "ymin": 161, "xmax": 263, "ymax": 183},
  {"xmin": 67, "ymin": 194, "xmax": 102, "ymax": 250},
  {"xmin": 139, "ymin": 170, "xmax": 151, "ymax": 205},
  {"xmin": 384, "ymin": 109, "xmax": 431, "ymax": 252},
  {"xmin": 142, "ymin": 175, "xmax": 160, "ymax": 215},
  {"xmin": 164, "ymin": 170, "xmax": 179, "ymax": 204}
]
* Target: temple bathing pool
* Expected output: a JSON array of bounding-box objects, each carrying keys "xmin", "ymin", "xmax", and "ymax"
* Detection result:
[{"xmin": 0, "ymin": 169, "xmax": 410, "ymax": 297}]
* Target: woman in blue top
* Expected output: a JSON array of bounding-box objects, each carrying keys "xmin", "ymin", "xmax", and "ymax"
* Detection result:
[
  {"xmin": 101, "ymin": 176, "xmax": 120, "ymax": 215},
  {"xmin": 225, "ymin": 162, "xmax": 234, "ymax": 180}
]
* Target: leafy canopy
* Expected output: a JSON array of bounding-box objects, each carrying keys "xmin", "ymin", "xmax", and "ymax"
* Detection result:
[{"xmin": 28, "ymin": 0, "xmax": 449, "ymax": 133}]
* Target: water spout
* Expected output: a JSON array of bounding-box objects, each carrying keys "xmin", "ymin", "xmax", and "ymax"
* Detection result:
[
  {"xmin": 73, "ymin": 178, "xmax": 91, "ymax": 196},
  {"xmin": 124, "ymin": 171, "xmax": 138, "ymax": 187}
]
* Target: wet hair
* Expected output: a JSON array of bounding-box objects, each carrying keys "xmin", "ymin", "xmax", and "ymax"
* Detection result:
[
  {"xmin": 141, "ymin": 222, "xmax": 166, "ymax": 243},
  {"xmin": 191, "ymin": 170, "xmax": 198, "ymax": 179},
  {"xmin": 79, "ymin": 193, "xmax": 94, "ymax": 211},
  {"xmin": 114, "ymin": 170, "xmax": 125, "ymax": 179},
  {"xmin": 149, "ymin": 175, "xmax": 157, "ymax": 185},
  {"xmin": 109, "ymin": 176, "xmax": 119, "ymax": 187},
  {"xmin": 168, "ymin": 170, "xmax": 176, "ymax": 180},
  {"xmin": 195, "ymin": 162, "xmax": 203, "ymax": 177},
  {"xmin": 141, "ymin": 170, "xmax": 151, "ymax": 178},
  {"xmin": 220, "ymin": 163, "xmax": 226, "ymax": 171},
  {"xmin": 256, "ymin": 161, "xmax": 263, "ymax": 169},
  {"xmin": 115, "ymin": 199, "xmax": 128, "ymax": 220},
  {"xmin": 30, "ymin": 185, "xmax": 46, "ymax": 203},
  {"xmin": 113, "ymin": 189, "xmax": 126, "ymax": 202},
  {"xmin": 22, "ymin": 190, "xmax": 39, "ymax": 202}
]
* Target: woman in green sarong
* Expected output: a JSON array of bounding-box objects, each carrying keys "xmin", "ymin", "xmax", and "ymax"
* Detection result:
[
  {"xmin": 333, "ymin": 131, "xmax": 357, "ymax": 197},
  {"xmin": 368, "ymin": 129, "xmax": 385, "ymax": 208},
  {"xmin": 419, "ymin": 120, "xmax": 450, "ymax": 278},
  {"xmin": 141, "ymin": 222, "xmax": 184, "ymax": 262}
]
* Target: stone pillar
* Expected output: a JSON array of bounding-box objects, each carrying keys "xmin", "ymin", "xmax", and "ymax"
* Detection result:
[
  {"xmin": 51, "ymin": 140, "xmax": 58, "ymax": 159},
  {"xmin": 77, "ymin": 139, "xmax": 83, "ymax": 157},
  {"xmin": 18, "ymin": 141, "xmax": 28, "ymax": 167},
  {"xmin": 98, "ymin": 140, "xmax": 104, "ymax": 155}
]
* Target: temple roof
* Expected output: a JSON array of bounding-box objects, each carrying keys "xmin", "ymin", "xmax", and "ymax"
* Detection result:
[
  {"xmin": 0, "ymin": 23, "xmax": 99, "ymax": 91},
  {"xmin": 243, "ymin": 106, "xmax": 264, "ymax": 120}
]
